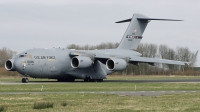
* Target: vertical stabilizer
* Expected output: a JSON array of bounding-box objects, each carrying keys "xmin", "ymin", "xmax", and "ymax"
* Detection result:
[
  {"xmin": 117, "ymin": 13, "xmax": 148, "ymax": 50},
  {"xmin": 116, "ymin": 13, "xmax": 182, "ymax": 50}
]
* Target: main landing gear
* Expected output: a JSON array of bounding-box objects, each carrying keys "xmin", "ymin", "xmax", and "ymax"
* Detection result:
[
  {"xmin": 84, "ymin": 78, "xmax": 103, "ymax": 82},
  {"xmin": 22, "ymin": 78, "xmax": 29, "ymax": 83}
]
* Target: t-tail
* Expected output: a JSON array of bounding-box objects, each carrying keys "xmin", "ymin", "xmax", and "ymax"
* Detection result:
[{"xmin": 116, "ymin": 13, "xmax": 182, "ymax": 50}]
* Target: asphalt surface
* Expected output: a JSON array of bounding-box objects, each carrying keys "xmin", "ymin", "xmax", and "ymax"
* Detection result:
[
  {"xmin": 0, "ymin": 91, "xmax": 199, "ymax": 96},
  {"xmin": 1, "ymin": 78, "xmax": 200, "ymax": 85},
  {"xmin": 0, "ymin": 79, "xmax": 200, "ymax": 96},
  {"xmin": 105, "ymin": 79, "xmax": 200, "ymax": 83}
]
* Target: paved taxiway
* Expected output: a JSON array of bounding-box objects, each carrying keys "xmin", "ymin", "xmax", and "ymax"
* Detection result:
[
  {"xmin": 0, "ymin": 91, "xmax": 199, "ymax": 96},
  {"xmin": 1, "ymin": 79, "xmax": 200, "ymax": 85},
  {"xmin": 1, "ymin": 79, "xmax": 200, "ymax": 96}
]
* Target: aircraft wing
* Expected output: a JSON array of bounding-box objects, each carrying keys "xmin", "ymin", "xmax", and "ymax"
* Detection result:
[
  {"xmin": 70, "ymin": 50, "xmax": 188, "ymax": 65},
  {"xmin": 70, "ymin": 50, "xmax": 200, "ymax": 66},
  {"xmin": 95, "ymin": 53, "xmax": 189, "ymax": 66},
  {"xmin": 129, "ymin": 56, "xmax": 186, "ymax": 65}
]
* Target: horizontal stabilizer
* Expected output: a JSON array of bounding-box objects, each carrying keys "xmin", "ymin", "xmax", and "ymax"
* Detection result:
[
  {"xmin": 115, "ymin": 18, "xmax": 131, "ymax": 23},
  {"xmin": 116, "ymin": 18, "xmax": 182, "ymax": 23},
  {"xmin": 137, "ymin": 18, "xmax": 183, "ymax": 21}
]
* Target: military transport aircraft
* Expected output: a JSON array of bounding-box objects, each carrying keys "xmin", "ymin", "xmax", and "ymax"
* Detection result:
[{"xmin": 5, "ymin": 13, "xmax": 197, "ymax": 83}]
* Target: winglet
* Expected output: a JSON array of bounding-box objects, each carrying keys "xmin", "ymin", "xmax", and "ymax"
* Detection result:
[
  {"xmin": 191, "ymin": 50, "xmax": 198, "ymax": 64},
  {"xmin": 185, "ymin": 50, "xmax": 198, "ymax": 65}
]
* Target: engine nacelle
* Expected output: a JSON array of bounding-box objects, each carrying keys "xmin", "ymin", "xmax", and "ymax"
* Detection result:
[
  {"xmin": 106, "ymin": 58, "xmax": 127, "ymax": 71},
  {"xmin": 71, "ymin": 56, "xmax": 93, "ymax": 68},
  {"xmin": 5, "ymin": 59, "xmax": 16, "ymax": 71}
]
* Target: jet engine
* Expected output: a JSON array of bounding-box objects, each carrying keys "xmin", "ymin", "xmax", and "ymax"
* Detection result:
[
  {"xmin": 106, "ymin": 58, "xmax": 127, "ymax": 71},
  {"xmin": 71, "ymin": 56, "xmax": 93, "ymax": 68},
  {"xmin": 5, "ymin": 59, "xmax": 16, "ymax": 71}
]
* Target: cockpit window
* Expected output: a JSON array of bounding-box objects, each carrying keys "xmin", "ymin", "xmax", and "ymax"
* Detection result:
[
  {"xmin": 19, "ymin": 54, "xmax": 32, "ymax": 59},
  {"xmin": 19, "ymin": 55, "xmax": 25, "ymax": 57}
]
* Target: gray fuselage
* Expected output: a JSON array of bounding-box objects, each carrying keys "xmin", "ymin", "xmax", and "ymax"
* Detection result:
[{"xmin": 12, "ymin": 48, "xmax": 141, "ymax": 79}]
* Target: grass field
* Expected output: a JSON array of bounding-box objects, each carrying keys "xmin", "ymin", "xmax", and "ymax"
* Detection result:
[
  {"xmin": 1, "ymin": 82, "xmax": 200, "ymax": 92},
  {"xmin": 0, "ymin": 93, "xmax": 200, "ymax": 112},
  {"xmin": 0, "ymin": 75, "xmax": 200, "ymax": 111}
]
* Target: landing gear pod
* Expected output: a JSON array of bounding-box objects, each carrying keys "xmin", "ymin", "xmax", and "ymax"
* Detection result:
[
  {"xmin": 106, "ymin": 58, "xmax": 127, "ymax": 71},
  {"xmin": 71, "ymin": 56, "xmax": 93, "ymax": 68},
  {"xmin": 5, "ymin": 59, "xmax": 16, "ymax": 71}
]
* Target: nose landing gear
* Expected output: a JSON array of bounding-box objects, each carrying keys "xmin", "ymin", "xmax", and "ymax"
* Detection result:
[{"xmin": 22, "ymin": 78, "xmax": 29, "ymax": 83}]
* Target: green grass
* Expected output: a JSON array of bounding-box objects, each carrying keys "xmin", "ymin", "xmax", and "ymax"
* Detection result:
[
  {"xmin": 0, "ymin": 105, "xmax": 7, "ymax": 112},
  {"xmin": 0, "ymin": 82, "xmax": 200, "ymax": 92},
  {"xmin": 0, "ymin": 76, "xmax": 200, "ymax": 111},
  {"xmin": 33, "ymin": 101, "xmax": 54, "ymax": 109},
  {"xmin": 0, "ymin": 76, "xmax": 200, "ymax": 92},
  {"xmin": 0, "ymin": 93, "xmax": 200, "ymax": 112},
  {"xmin": 61, "ymin": 101, "xmax": 67, "ymax": 107}
]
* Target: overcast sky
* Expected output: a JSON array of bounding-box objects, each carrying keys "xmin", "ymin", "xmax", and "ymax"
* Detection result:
[{"xmin": 0, "ymin": 0, "xmax": 200, "ymax": 66}]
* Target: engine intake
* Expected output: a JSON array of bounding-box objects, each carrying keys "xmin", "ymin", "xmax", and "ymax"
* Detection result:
[
  {"xmin": 106, "ymin": 58, "xmax": 127, "ymax": 71},
  {"xmin": 71, "ymin": 56, "xmax": 93, "ymax": 68},
  {"xmin": 5, "ymin": 59, "xmax": 16, "ymax": 71}
]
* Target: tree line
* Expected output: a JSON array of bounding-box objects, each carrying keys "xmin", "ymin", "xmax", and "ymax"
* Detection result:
[{"xmin": 0, "ymin": 43, "xmax": 198, "ymax": 76}]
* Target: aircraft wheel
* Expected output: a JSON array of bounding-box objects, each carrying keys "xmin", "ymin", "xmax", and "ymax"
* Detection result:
[
  {"xmin": 67, "ymin": 78, "xmax": 75, "ymax": 82},
  {"xmin": 57, "ymin": 79, "xmax": 62, "ymax": 82},
  {"xmin": 84, "ymin": 76, "xmax": 91, "ymax": 82},
  {"xmin": 98, "ymin": 79, "xmax": 103, "ymax": 82},
  {"xmin": 22, "ymin": 78, "xmax": 28, "ymax": 83},
  {"xmin": 93, "ymin": 79, "xmax": 97, "ymax": 82},
  {"xmin": 89, "ymin": 79, "xmax": 94, "ymax": 82},
  {"xmin": 84, "ymin": 79, "xmax": 89, "ymax": 82}
]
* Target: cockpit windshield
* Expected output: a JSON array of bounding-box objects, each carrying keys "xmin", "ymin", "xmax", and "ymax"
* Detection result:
[
  {"xmin": 19, "ymin": 55, "xmax": 25, "ymax": 57},
  {"xmin": 19, "ymin": 54, "xmax": 32, "ymax": 59}
]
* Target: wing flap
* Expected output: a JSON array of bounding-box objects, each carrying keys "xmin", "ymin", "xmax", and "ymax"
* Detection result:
[{"xmin": 130, "ymin": 56, "xmax": 185, "ymax": 65}]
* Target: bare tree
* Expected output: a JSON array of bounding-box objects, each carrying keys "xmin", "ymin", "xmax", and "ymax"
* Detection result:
[
  {"xmin": 0, "ymin": 47, "xmax": 17, "ymax": 67},
  {"xmin": 134, "ymin": 43, "xmax": 158, "ymax": 75},
  {"xmin": 66, "ymin": 42, "xmax": 119, "ymax": 50}
]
